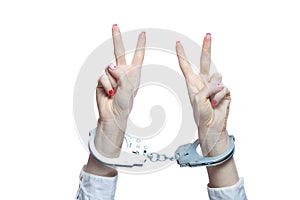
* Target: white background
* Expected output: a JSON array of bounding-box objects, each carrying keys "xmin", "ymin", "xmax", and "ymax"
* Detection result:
[{"xmin": 1, "ymin": 0, "xmax": 299, "ymax": 199}]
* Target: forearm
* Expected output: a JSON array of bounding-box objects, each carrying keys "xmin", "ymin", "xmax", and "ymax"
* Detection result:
[
  {"xmin": 77, "ymin": 155, "xmax": 118, "ymax": 199},
  {"xmin": 95, "ymin": 121, "xmax": 125, "ymax": 158},
  {"xmin": 85, "ymin": 154, "xmax": 118, "ymax": 177},
  {"xmin": 85, "ymin": 122, "xmax": 125, "ymax": 177},
  {"xmin": 203, "ymin": 132, "xmax": 239, "ymax": 188},
  {"xmin": 206, "ymin": 157, "xmax": 239, "ymax": 188}
]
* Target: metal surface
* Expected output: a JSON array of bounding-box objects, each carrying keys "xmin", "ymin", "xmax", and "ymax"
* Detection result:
[
  {"xmin": 175, "ymin": 135, "xmax": 235, "ymax": 167},
  {"xmin": 88, "ymin": 129, "xmax": 147, "ymax": 167},
  {"xmin": 89, "ymin": 128, "xmax": 235, "ymax": 168}
]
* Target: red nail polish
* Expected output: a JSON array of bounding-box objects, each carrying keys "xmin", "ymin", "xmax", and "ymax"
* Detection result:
[
  {"xmin": 109, "ymin": 90, "xmax": 114, "ymax": 96},
  {"xmin": 206, "ymin": 33, "xmax": 211, "ymax": 36},
  {"xmin": 113, "ymin": 24, "xmax": 118, "ymax": 27},
  {"xmin": 211, "ymin": 100, "xmax": 217, "ymax": 107}
]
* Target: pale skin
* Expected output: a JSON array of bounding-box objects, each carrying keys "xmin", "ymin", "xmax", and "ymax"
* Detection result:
[
  {"xmin": 176, "ymin": 34, "xmax": 239, "ymax": 188},
  {"xmin": 85, "ymin": 25, "xmax": 146, "ymax": 177},
  {"xmin": 85, "ymin": 25, "xmax": 239, "ymax": 188}
]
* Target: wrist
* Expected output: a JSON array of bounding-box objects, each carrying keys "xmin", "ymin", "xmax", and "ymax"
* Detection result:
[
  {"xmin": 95, "ymin": 123, "xmax": 125, "ymax": 158},
  {"xmin": 199, "ymin": 129, "xmax": 229, "ymax": 157},
  {"xmin": 97, "ymin": 116, "xmax": 128, "ymax": 134},
  {"xmin": 206, "ymin": 138, "xmax": 229, "ymax": 157},
  {"xmin": 203, "ymin": 132, "xmax": 239, "ymax": 187}
]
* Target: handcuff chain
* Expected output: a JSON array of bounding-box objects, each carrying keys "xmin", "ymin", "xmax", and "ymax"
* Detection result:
[{"xmin": 146, "ymin": 152, "xmax": 175, "ymax": 162}]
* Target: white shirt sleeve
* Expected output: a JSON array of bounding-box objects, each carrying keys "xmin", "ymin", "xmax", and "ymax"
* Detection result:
[
  {"xmin": 76, "ymin": 166, "xmax": 118, "ymax": 200},
  {"xmin": 76, "ymin": 166, "xmax": 246, "ymax": 200},
  {"xmin": 207, "ymin": 178, "xmax": 247, "ymax": 200}
]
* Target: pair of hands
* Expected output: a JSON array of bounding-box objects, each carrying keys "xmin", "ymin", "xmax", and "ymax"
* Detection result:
[{"xmin": 95, "ymin": 25, "xmax": 231, "ymax": 159}]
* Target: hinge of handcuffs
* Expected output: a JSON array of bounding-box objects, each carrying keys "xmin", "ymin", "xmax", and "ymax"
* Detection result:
[{"xmin": 88, "ymin": 128, "xmax": 235, "ymax": 168}]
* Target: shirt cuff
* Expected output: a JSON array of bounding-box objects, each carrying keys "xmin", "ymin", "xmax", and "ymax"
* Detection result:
[
  {"xmin": 76, "ymin": 166, "xmax": 118, "ymax": 200},
  {"xmin": 207, "ymin": 178, "xmax": 247, "ymax": 200}
]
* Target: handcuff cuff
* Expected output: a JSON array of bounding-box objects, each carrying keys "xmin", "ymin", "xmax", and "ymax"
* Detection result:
[{"xmin": 88, "ymin": 128, "xmax": 235, "ymax": 168}]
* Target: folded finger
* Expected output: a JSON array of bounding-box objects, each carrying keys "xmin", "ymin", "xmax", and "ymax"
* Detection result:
[
  {"xmin": 211, "ymin": 86, "xmax": 230, "ymax": 108},
  {"xmin": 105, "ymin": 65, "xmax": 118, "ymax": 88},
  {"xmin": 198, "ymin": 77, "xmax": 224, "ymax": 104},
  {"xmin": 210, "ymin": 72, "xmax": 222, "ymax": 84},
  {"xmin": 98, "ymin": 73, "xmax": 114, "ymax": 97},
  {"xmin": 107, "ymin": 64, "xmax": 126, "ymax": 83}
]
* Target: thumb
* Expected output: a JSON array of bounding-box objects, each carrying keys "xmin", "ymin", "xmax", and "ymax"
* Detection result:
[
  {"xmin": 107, "ymin": 64, "xmax": 126, "ymax": 82},
  {"xmin": 198, "ymin": 79, "xmax": 224, "ymax": 105},
  {"xmin": 109, "ymin": 66, "xmax": 140, "ymax": 112}
]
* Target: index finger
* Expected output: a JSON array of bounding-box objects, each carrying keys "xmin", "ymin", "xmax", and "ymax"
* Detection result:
[
  {"xmin": 112, "ymin": 24, "xmax": 126, "ymax": 66},
  {"xmin": 176, "ymin": 41, "xmax": 195, "ymax": 80},
  {"xmin": 200, "ymin": 33, "xmax": 211, "ymax": 76}
]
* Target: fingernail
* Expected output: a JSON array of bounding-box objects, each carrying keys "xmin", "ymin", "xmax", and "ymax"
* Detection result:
[
  {"xmin": 176, "ymin": 41, "xmax": 181, "ymax": 45},
  {"xmin": 141, "ymin": 31, "xmax": 146, "ymax": 37},
  {"xmin": 206, "ymin": 33, "xmax": 211, "ymax": 36},
  {"xmin": 112, "ymin": 24, "xmax": 119, "ymax": 32},
  {"xmin": 109, "ymin": 90, "xmax": 114, "ymax": 96},
  {"xmin": 216, "ymin": 82, "xmax": 224, "ymax": 88},
  {"xmin": 211, "ymin": 100, "xmax": 217, "ymax": 107},
  {"xmin": 109, "ymin": 64, "xmax": 117, "ymax": 70}
]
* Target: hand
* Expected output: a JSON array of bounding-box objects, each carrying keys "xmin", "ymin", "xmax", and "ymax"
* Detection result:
[
  {"xmin": 95, "ymin": 25, "xmax": 146, "ymax": 158},
  {"xmin": 176, "ymin": 34, "xmax": 231, "ymax": 157}
]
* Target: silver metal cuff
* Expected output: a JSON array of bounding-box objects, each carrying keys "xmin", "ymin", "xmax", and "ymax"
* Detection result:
[{"xmin": 175, "ymin": 135, "xmax": 235, "ymax": 167}]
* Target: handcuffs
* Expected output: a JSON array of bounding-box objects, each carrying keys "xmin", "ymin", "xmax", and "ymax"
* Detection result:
[{"xmin": 89, "ymin": 128, "xmax": 235, "ymax": 168}]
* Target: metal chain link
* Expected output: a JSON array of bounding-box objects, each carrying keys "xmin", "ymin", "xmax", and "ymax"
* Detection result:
[
  {"xmin": 125, "ymin": 135, "xmax": 176, "ymax": 163},
  {"xmin": 146, "ymin": 152, "xmax": 175, "ymax": 162}
]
